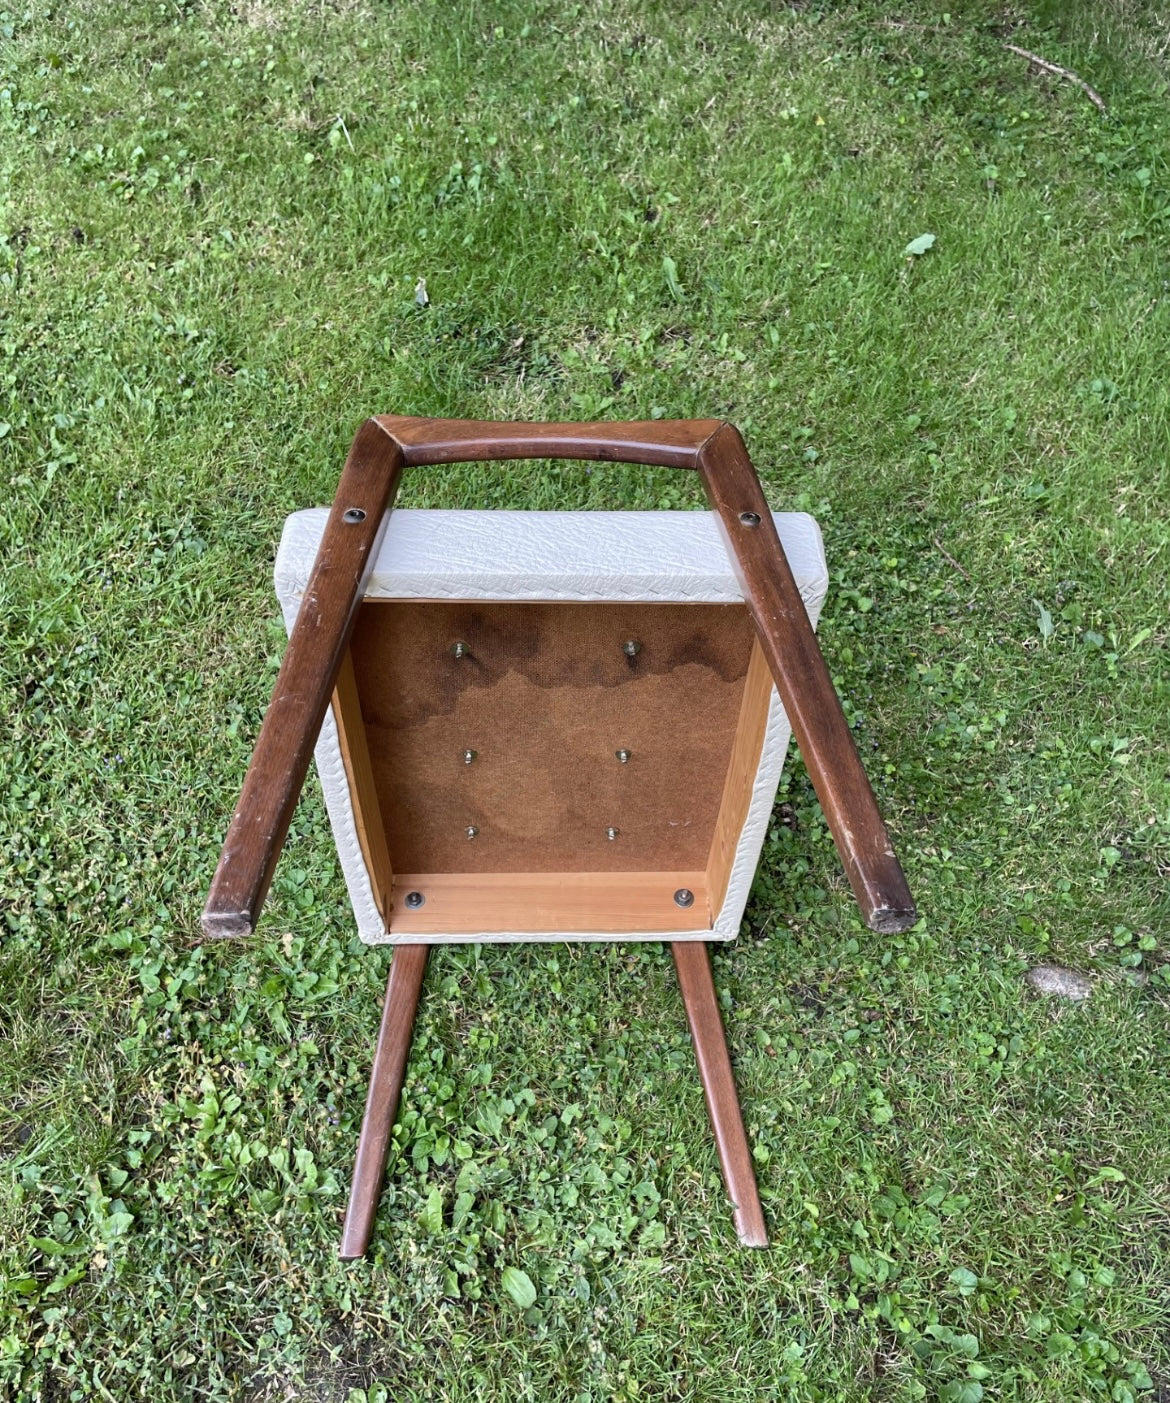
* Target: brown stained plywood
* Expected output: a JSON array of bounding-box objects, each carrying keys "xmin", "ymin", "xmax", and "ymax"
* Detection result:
[{"xmin": 346, "ymin": 601, "xmax": 756, "ymax": 874}]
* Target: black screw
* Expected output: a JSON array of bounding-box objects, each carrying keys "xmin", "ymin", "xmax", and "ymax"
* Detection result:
[
  {"xmin": 342, "ymin": 507, "xmax": 367, "ymax": 524},
  {"xmin": 674, "ymin": 888, "xmax": 695, "ymax": 908},
  {"xmin": 739, "ymin": 511, "xmax": 761, "ymax": 528},
  {"xmin": 404, "ymin": 891, "xmax": 425, "ymax": 909}
]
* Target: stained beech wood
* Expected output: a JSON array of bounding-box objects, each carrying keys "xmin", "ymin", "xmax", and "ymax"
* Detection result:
[
  {"xmin": 697, "ymin": 423, "xmax": 917, "ymax": 935},
  {"xmin": 375, "ymin": 415, "xmax": 719, "ymax": 470},
  {"xmin": 202, "ymin": 419, "xmax": 404, "ymax": 937},
  {"xmin": 203, "ymin": 412, "xmax": 915, "ymax": 941},
  {"xmin": 387, "ymin": 871, "xmax": 710, "ymax": 937},
  {"xmin": 331, "ymin": 650, "xmax": 395, "ymax": 924},
  {"xmin": 672, "ymin": 941, "xmax": 768, "ymax": 1248},
  {"xmin": 200, "ymin": 412, "xmax": 918, "ymax": 1259},
  {"xmin": 339, "ymin": 945, "xmax": 429, "ymax": 1260},
  {"xmin": 705, "ymin": 638, "xmax": 774, "ymax": 921}
]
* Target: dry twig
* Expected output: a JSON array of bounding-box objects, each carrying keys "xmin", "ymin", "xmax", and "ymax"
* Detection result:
[
  {"xmin": 1003, "ymin": 43, "xmax": 1107, "ymax": 113},
  {"xmin": 933, "ymin": 537, "xmax": 972, "ymax": 582}
]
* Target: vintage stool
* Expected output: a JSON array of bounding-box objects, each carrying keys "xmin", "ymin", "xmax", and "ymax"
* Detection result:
[{"xmin": 203, "ymin": 417, "xmax": 916, "ymax": 1256}]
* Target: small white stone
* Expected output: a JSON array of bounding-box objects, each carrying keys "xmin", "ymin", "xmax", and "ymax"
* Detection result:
[{"xmin": 1025, "ymin": 965, "xmax": 1093, "ymax": 1001}]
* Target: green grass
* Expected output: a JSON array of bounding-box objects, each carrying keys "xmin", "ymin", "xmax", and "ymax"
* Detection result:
[{"xmin": 2, "ymin": 0, "xmax": 1169, "ymax": 1397}]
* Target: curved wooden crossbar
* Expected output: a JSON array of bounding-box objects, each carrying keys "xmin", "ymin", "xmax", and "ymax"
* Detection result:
[
  {"xmin": 202, "ymin": 415, "xmax": 916, "ymax": 939},
  {"xmin": 375, "ymin": 414, "xmax": 719, "ymax": 470}
]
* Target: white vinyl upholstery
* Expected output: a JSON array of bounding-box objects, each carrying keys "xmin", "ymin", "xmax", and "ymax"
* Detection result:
[{"xmin": 275, "ymin": 509, "xmax": 829, "ymax": 944}]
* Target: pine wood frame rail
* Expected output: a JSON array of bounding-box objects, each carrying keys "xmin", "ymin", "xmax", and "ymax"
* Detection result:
[{"xmin": 203, "ymin": 414, "xmax": 917, "ymax": 941}]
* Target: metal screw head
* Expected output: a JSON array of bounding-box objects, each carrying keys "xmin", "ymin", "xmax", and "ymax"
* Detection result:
[
  {"xmin": 606, "ymin": 826, "xmax": 620, "ymax": 841},
  {"xmin": 451, "ymin": 641, "xmax": 469, "ymax": 659},
  {"xmin": 623, "ymin": 640, "xmax": 641, "ymax": 657},
  {"xmin": 404, "ymin": 891, "xmax": 425, "ymax": 909},
  {"xmin": 466, "ymin": 825, "xmax": 478, "ymax": 839},
  {"xmin": 739, "ymin": 511, "xmax": 761, "ymax": 528},
  {"xmin": 462, "ymin": 748, "xmax": 477, "ymax": 765},
  {"xmin": 615, "ymin": 748, "xmax": 631, "ymax": 764},
  {"xmin": 342, "ymin": 507, "xmax": 367, "ymax": 524},
  {"xmin": 673, "ymin": 888, "xmax": 695, "ymax": 908}
]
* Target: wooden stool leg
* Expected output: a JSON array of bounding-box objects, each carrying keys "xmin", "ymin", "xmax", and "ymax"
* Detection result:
[
  {"xmin": 339, "ymin": 944, "xmax": 429, "ymax": 1260},
  {"xmin": 671, "ymin": 942, "xmax": 768, "ymax": 1248}
]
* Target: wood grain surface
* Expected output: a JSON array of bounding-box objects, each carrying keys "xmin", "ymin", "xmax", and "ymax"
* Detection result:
[
  {"xmin": 697, "ymin": 423, "xmax": 917, "ymax": 934},
  {"xmin": 331, "ymin": 650, "xmax": 395, "ymax": 924},
  {"xmin": 202, "ymin": 419, "xmax": 404, "ymax": 937},
  {"xmin": 672, "ymin": 941, "xmax": 768, "ymax": 1247},
  {"xmin": 347, "ymin": 600, "xmax": 756, "ymax": 875},
  {"xmin": 705, "ymin": 638, "xmax": 774, "ymax": 917},
  {"xmin": 386, "ymin": 870, "xmax": 710, "ymax": 936},
  {"xmin": 339, "ymin": 944, "xmax": 429, "ymax": 1259},
  {"xmin": 375, "ymin": 415, "xmax": 718, "ymax": 469}
]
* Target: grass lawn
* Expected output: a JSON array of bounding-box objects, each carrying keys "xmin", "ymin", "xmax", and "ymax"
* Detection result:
[{"xmin": 2, "ymin": 0, "xmax": 1169, "ymax": 1397}]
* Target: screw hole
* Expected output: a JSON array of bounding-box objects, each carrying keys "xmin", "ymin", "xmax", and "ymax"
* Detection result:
[
  {"xmin": 342, "ymin": 507, "xmax": 367, "ymax": 524},
  {"xmin": 739, "ymin": 511, "xmax": 761, "ymax": 528}
]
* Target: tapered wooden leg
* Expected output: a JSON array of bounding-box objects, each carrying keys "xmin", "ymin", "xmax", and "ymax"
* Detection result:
[
  {"xmin": 672, "ymin": 942, "xmax": 768, "ymax": 1248},
  {"xmin": 697, "ymin": 422, "xmax": 917, "ymax": 935},
  {"xmin": 340, "ymin": 944, "xmax": 429, "ymax": 1260}
]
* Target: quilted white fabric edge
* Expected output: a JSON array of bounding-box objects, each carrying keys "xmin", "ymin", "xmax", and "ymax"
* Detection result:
[
  {"xmin": 275, "ymin": 509, "xmax": 828, "ymax": 944},
  {"xmin": 275, "ymin": 508, "xmax": 827, "ymax": 608}
]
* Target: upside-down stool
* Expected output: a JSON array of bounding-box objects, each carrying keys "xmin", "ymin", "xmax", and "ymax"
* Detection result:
[{"xmin": 202, "ymin": 417, "xmax": 916, "ymax": 1256}]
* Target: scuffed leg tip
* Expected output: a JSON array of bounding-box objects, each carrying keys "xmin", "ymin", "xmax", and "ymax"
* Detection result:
[
  {"xmin": 338, "ymin": 1232, "xmax": 369, "ymax": 1261},
  {"xmin": 200, "ymin": 909, "xmax": 253, "ymax": 939},
  {"xmin": 867, "ymin": 905, "xmax": 918, "ymax": 935},
  {"xmin": 734, "ymin": 1214, "xmax": 769, "ymax": 1248}
]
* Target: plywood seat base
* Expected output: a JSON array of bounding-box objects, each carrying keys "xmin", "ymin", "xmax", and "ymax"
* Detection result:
[{"xmin": 275, "ymin": 510, "xmax": 829, "ymax": 943}]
